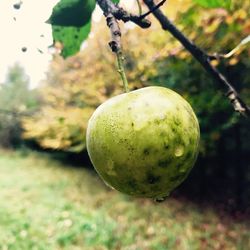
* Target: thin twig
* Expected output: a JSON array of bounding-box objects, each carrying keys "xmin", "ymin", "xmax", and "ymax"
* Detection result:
[
  {"xmin": 97, "ymin": 0, "xmax": 151, "ymax": 28},
  {"xmin": 140, "ymin": 0, "xmax": 167, "ymax": 19},
  {"xmin": 143, "ymin": 0, "xmax": 250, "ymax": 118},
  {"xmin": 106, "ymin": 14, "xmax": 129, "ymax": 92},
  {"xmin": 136, "ymin": 0, "xmax": 142, "ymax": 16},
  {"xmin": 210, "ymin": 35, "xmax": 250, "ymax": 61}
]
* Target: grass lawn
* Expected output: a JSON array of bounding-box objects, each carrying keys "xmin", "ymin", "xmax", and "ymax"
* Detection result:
[{"xmin": 0, "ymin": 150, "xmax": 249, "ymax": 250}]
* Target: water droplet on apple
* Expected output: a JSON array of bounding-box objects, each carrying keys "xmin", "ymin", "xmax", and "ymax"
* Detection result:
[{"xmin": 175, "ymin": 145, "xmax": 184, "ymax": 157}]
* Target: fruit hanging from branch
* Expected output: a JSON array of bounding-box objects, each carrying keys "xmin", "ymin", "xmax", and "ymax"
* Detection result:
[
  {"xmin": 45, "ymin": 0, "xmax": 249, "ymax": 199},
  {"xmin": 86, "ymin": 86, "xmax": 200, "ymax": 199}
]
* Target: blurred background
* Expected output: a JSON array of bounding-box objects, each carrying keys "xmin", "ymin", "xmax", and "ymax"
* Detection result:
[{"xmin": 0, "ymin": 0, "xmax": 249, "ymax": 249}]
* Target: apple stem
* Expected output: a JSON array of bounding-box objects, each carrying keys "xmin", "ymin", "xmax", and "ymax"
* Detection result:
[
  {"xmin": 117, "ymin": 51, "xmax": 129, "ymax": 93},
  {"xmin": 106, "ymin": 14, "xmax": 130, "ymax": 93}
]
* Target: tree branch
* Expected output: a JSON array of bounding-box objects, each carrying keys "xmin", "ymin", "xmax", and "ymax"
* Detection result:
[
  {"xmin": 143, "ymin": 0, "xmax": 250, "ymax": 118},
  {"xmin": 96, "ymin": 0, "xmax": 151, "ymax": 28},
  {"xmin": 106, "ymin": 14, "xmax": 129, "ymax": 92},
  {"xmin": 106, "ymin": 14, "xmax": 121, "ymax": 53}
]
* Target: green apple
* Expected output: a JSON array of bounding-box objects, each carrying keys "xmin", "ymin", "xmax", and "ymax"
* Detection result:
[{"xmin": 86, "ymin": 86, "xmax": 200, "ymax": 199}]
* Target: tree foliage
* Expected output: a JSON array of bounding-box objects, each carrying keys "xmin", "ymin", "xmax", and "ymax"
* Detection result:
[
  {"xmin": 22, "ymin": 0, "xmax": 250, "ymax": 154},
  {"xmin": 48, "ymin": 0, "xmax": 235, "ymax": 58},
  {"xmin": 22, "ymin": 24, "xmax": 124, "ymax": 151},
  {"xmin": 194, "ymin": 0, "xmax": 231, "ymax": 10},
  {"xmin": 0, "ymin": 64, "xmax": 39, "ymax": 148}
]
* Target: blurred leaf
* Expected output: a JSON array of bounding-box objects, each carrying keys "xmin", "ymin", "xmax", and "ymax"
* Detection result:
[
  {"xmin": 111, "ymin": 0, "xmax": 120, "ymax": 3},
  {"xmin": 193, "ymin": 0, "xmax": 231, "ymax": 10},
  {"xmin": 52, "ymin": 22, "xmax": 91, "ymax": 58},
  {"xmin": 47, "ymin": 0, "xmax": 95, "ymax": 27},
  {"xmin": 67, "ymin": 143, "xmax": 86, "ymax": 152}
]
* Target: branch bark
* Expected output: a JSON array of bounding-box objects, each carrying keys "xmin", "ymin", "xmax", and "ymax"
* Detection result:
[
  {"xmin": 106, "ymin": 14, "xmax": 121, "ymax": 53},
  {"xmin": 106, "ymin": 14, "xmax": 129, "ymax": 92},
  {"xmin": 96, "ymin": 0, "xmax": 151, "ymax": 28},
  {"xmin": 143, "ymin": 0, "xmax": 250, "ymax": 118}
]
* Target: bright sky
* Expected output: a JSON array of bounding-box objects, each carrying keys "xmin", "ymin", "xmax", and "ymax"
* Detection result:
[
  {"xmin": 0, "ymin": 0, "xmax": 60, "ymax": 88},
  {"xmin": 0, "ymin": 0, "xmax": 136, "ymax": 88}
]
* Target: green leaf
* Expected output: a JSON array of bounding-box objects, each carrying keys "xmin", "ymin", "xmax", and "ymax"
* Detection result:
[
  {"xmin": 52, "ymin": 22, "xmax": 91, "ymax": 58},
  {"xmin": 47, "ymin": 0, "xmax": 96, "ymax": 27},
  {"xmin": 193, "ymin": 0, "xmax": 231, "ymax": 10},
  {"xmin": 111, "ymin": 0, "xmax": 120, "ymax": 3}
]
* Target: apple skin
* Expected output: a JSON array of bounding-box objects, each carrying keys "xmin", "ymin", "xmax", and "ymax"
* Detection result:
[{"xmin": 86, "ymin": 86, "xmax": 200, "ymax": 199}]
